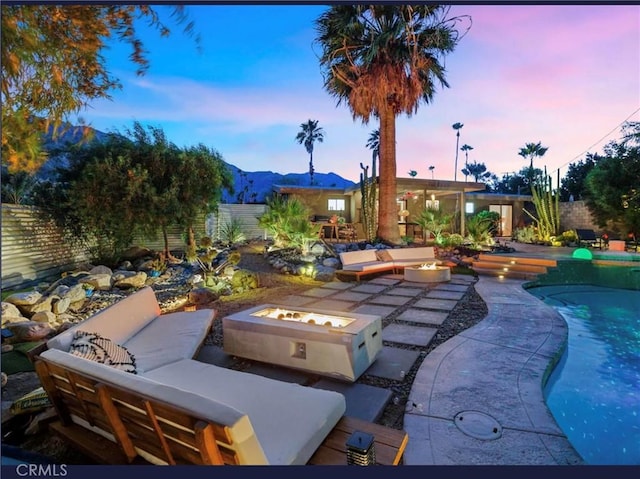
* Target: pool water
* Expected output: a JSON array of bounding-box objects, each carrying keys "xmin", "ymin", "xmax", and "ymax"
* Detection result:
[{"xmin": 527, "ymin": 285, "xmax": 640, "ymax": 465}]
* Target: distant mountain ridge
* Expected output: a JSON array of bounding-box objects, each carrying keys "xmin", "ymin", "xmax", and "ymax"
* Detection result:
[{"xmin": 40, "ymin": 124, "xmax": 356, "ymax": 203}]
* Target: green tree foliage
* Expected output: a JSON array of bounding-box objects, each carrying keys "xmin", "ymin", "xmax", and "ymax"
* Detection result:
[
  {"xmin": 584, "ymin": 123, "xmax": 640, "ymax": 236},
  {"xmin": 0, "ymin": 166, "xmax": 38, "ymax": 204},
  {"xmin": 415, "ymin": 207, "xmax": 453, "ymax": 245},
  {"xmin": 258, "ymin": 196, "xmax": 321, "ymax": 253},
  {"xmin": 316, "ymin": 5, "xmax": 469, "ymax": 244},
  {"xmin": 559, "ymin": 155, "xmax": 597, "ymax": 201},
  {"xmin": 295, "ymin": 119, "xmax": 325, "ymax": 186},
  {"xmin": 518, "ymin": 141, "xmax": 549, "ymax": 194},
  {"xmin": 461, "ymin": 161, "xmax": 492, "ymax": 183},
  {"xmin": 1, "ymin": 4, "xmax": 198, "ymax": 173},
  {"xmin": 32, "ymin": 123, "xmax": 232, "ymax": 265},
  {"xmin": 492, "ymin": 167, "xmax": 541, "ymax": 194}
]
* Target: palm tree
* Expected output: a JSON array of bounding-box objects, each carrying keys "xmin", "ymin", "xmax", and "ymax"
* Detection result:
[
  {"xmin": 316, "ymin": 5, "xmax": 468, "ymax": 244},
  {"xmin": 366, "ymin": 128, "xmax": 380, "ymax": 163},
  {"xmin": 428, "ymin": 165, "xmax": 435, "ymax": 179},
  {"xmin": 452, "ymin": 122, "xmax": 464, "ymax": 181},
  {"xmin": 518, "ymin": 141, "xmax": 548, "ymax": 193},
  {"xmin": 460, "ymin": 143, "xmax": 473, "ymax": 181},
  {"xmin": 295, "ymin": 119, "xmax": 325, "ymax": 185},
  {"xmin": 461, "ymin": 161, "xmax": 491, "ymax": 182},
  {"xmin": 408, "ymin": 170, "xmax": 418, "ymax": 177}
]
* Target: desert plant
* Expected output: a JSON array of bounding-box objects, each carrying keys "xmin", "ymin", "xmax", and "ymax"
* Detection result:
[
  {"xmin": 524, "ymin": 174, "xmax": 560, "ymax": 242},
  {"xmin": 465, "ymin": 214, "xmax": 495, "ymax": 249},
  {"xmin": 514, "ymin": 225, "xmax": 537, "ymax": 243},
  {"xmin": 359, "ymin": 156, "xmax": 378, "ymax": 241},
  {"xmin": 475, "ymin": 210, "xmax": 501, "ymax": 236},
  {"xmin": 415, "ymin": 207, "xmax": 453, "ymax": 245},
  {"xmin": 258, "ymin": 196, "xmax": 321, "ymax": 253},
  {"xmin": 560, "ymin": 229, "xmax": 579, "ymax": 245},
  {"xmin": 219, "ymin": 217, "xmax": 246, "ymax": 246},
  {"xmin": 443, "ymin": 233, "xmax": 464, "ymax": 247}
]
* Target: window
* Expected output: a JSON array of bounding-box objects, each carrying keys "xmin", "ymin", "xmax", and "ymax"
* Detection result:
[
  {"xmin": 328, "ymin": 198, "xmax": 345, "ymax": 211},
  {"xmin": 465, "ymin": 202, "xmax": 475, "ymax": 214}
]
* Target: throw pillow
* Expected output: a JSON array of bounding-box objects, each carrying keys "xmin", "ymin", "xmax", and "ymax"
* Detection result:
[
  {"xmin": 68, "ymin": 331, "xmax": 137, "ymax": 374},
  {"xmin": 376, "ymin": 249, "xmax": 393, "ymax": 262}
]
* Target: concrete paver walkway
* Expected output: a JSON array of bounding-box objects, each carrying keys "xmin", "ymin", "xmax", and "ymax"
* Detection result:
[{"xmin": 199, "ymin": 268, "xmax": 583, "ymax": 465}]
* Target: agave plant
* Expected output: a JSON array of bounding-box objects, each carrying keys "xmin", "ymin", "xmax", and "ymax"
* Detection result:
[
  {"xmin": 414, "ymin": 207, "xmax": 453, "ymax": 245},
  {"xmin": 219, "ymin": 217, "xmax": 246, "ymax": 246},
  {"xmin": 465, "ymin": 214, "xmax": 495, "ymax": 249}
]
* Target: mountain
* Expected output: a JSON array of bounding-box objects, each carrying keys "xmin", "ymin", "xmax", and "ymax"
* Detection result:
[{"xmin": 39, "ymin": 124, "xmax": 356, "ymax": 202}]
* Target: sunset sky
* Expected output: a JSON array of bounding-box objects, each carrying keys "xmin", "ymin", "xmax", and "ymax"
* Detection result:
[{"xmin": 77, "ymin": 3, "xmax": 640, "ymax": 185}]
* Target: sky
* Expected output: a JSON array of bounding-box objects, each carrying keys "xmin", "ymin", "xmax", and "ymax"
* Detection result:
[{"xmin": 75, "ymin": 3, "xmax": 640, "ymax": 185}]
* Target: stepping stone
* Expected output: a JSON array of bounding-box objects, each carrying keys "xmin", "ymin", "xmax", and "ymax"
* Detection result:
[
  {"xmin": 302, "ymin": 287, "xmax": 337, "ymax": 298},
  {"xmin": 413, "ymin": 298, "xmax": 459, "ymax": 311},
  {"xmin": 451, "ymin": 274, "xmax": 475, "ymax": 283},
  {"xmin": 305, "ymin": 299, "xmax": 356, "ymax": 311},
  {"xmin": 313, "ymin": 380, "xmax": 392, "ymax": 423},
  {"xmin": 365, "ymin": 347, "xmax": 420, "ymax": 381},
  {"xmin": 382, "ymin": 323, "xmax": 437, "ymax": 347},
  {"xmin": 433, "ymin": 283, "xmax": 469, "ymax": 292},
  {"xmin": 194, "ymin": 345, "xmax": 235, "ymax": 368},
  {"xmin": 321, "ymin": 282, "xmax": 354, "ymax": 291},
  {"xmin": 396, "ymin": 308, "xmax": 449, "ymax": 326},
  {"xmin": 368, "ymin": 277, "xmax": 401, "ymax": 286},
  {"xmin": 352, "ymin": 283, "xmax": 388, "ymax": 294},
  {"xmin": 368, "ymin": 294, "xmax": 412, "ymax": 306},
  {"xmin": 426, "ymin": 290, "xmax": 466, "ymax": 300},
  {"xmin": 385, "ymin": 287, "xmax": 424, "ymax": 297},
  {"xmin": 351, "ymin": 304, "xmax": 397, "ymax": 318},
  {"xmin": 276, "ymin": 295, "xmax": 318, "ymax": 307},
  {"xmin": 332, "ymin": 291, "xmax": 373, "ymax": 302}
]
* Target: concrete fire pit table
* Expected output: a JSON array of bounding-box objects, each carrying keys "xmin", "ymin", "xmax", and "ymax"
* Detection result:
[
  {"xmin": 404, "ymin": 263, "xmax": 451, "ymax": 283},
  {"xmin": 222, "ymin": 304, "xmax": 383, "ymax": 382}
]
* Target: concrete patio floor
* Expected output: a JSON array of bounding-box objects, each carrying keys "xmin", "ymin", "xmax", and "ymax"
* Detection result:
[{"xmin": 198, "ymin": 245, "xmax": 592, "ymax": 465}]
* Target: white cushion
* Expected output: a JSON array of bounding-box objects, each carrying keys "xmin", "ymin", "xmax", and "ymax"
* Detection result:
[
  {"xmin": 339, "ymin": 249, "xmax": 379, "ymax": 266},
  {"xmin": 47, "ymin": 286, "xmax": 160, "ymax": 352},
  {"xmin": 145, "ymin": 359, "xmax": 346, "ymax": 465},
  {"xmin": 342, "ymin": 261, "xmax": 394, "ymax": 272},
  {"xmin": 386, "ymin": 246, "xmax": 435, "ymax": 261},
  {"xmin": 122, "ymin": 309, "xmax": 214, "ymax": 373}
]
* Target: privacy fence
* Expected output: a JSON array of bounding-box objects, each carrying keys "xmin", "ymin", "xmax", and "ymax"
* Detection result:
[{"xmin": 1, "ymin": 203, "xmax": 269, "ymax": 290}]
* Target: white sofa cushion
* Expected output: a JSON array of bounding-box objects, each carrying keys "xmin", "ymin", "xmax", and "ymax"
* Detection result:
[
  {"xmin": 342, "ymin": 261, "xmax": 393, "ymax": 272},
  {"xmin": 47, "ymin": 286, "xmax": 161, "ymax": 352},
  {"xmin": 145, "ymin": 358, "xmax": 346, "ymax": 465},
  {"xmin": 339, "ymin": 249, "xmax": 379, "ymax": 266},
  {"xmin": 386, "ymin": 246, "xmax": 436, "ymax": 261},
  {"xmin": 40, "ymin": 348, "xmax": 269, "ymax": 465},
  {"xmin": 122, "ymin": 309, "xmax": 214, "ymax": 373}
]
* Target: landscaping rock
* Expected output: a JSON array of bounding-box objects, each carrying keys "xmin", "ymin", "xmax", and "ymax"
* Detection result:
[
  {"xmin": 113, "ymin": 271, "xmax": 147, "ymax": 289},
  {"xmin": 79, "ymin": 274, "xmax": 112, "ymax": 290},
  {"xmin": 188, "ymin": 288, "xmax": 218, "ymax": 305},
  {"xmin": 322, "ymin": 257, "xmax": 340, "ymax": 268},
  {"xmin": 31, "ymin": 311, "xmax": 57, "ymax": 324},
  {"xmin": 313, "ymin": 265, "xmax": 336, "ymax": 282},
  {"xmin": 2, "ymin": 302, "xmax": 23, "ymax": 321},
  {"xmin": 89, "ymin": 265, "xmax": 113, "ymax": 276},
  {"xmin": 51, "ymin": 297, "xmax": 70, "ymax": 315},
  {"xmin": 4, "ymin": 291, "xmax": 42, "ymax": 308}
]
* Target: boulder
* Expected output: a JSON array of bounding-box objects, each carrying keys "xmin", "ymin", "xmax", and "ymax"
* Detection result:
[
  {"xmin": 89, "ymin": 265, "xmax": 113, "ymax": 276},
  {"xmin": 113, "ymin": 271, "xmax": 147, "ymax": 289},
  {"xmin": 79, "ymin": 274, "xmax": 112, "ymax": 290},
  {"xmin": 188, "ymin": 288, "xmax": 218, "ymax": 305},
  {"xmin": 313, "ymin": 265, "xmax": 336, "ymax": 282},
  {"xmin": 120, "ymin": 246, "xmax": 153, "ymax": 261},
  {"xmin": 31, "ymin": 311, "xmax": 57, "ymax": 324},
  {"xmin": 322, "ymin": 257, "xmax": 341, "ymax": 268},
  {"xmin": 52, "ymin": 297, "xmax": 71, "ymax": 315},
  {"xmin": 4, "ymin": 291, "xmax": 42, "ymax": 307},
  {"xmin": 1, "ymin": 302, "xmax": 23, "ymax": 320}
]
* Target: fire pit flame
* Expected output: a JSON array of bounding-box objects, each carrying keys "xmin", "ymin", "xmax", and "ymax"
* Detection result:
[
  {"xmin": 419, "ymin": 262, "xmax": 438, "ymax": 270},
  {"xmin": 252, "ymin": 307, "xmax": 354, "ymax": 328}
]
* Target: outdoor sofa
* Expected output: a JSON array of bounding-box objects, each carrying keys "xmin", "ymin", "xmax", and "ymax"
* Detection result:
[
  {"xmin": 34, "ymin": 286, "xmax": 349, "ymax": 465},
  {"xmin": 336, "ymin": 246, "xmax": 440, "ymax": 281}
]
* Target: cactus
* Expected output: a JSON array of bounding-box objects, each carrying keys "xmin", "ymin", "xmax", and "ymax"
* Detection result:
[
  {"xmin": 524, "ymin": 174, "xmax": 560, "ymax": 242},
  {"xmin": 360, "ymin": 156, "xmax": 378, "ymax": 241}
]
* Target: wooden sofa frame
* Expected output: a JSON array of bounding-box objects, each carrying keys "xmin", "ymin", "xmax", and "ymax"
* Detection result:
[{"xmin": 34, "ymin": 355, "xmax": 408, "ymax": 466}]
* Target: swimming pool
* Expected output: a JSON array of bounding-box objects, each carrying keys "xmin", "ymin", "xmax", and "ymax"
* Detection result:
[{"xmin": 527, "ymin": 284, "xmax": 640, "ymax": 465}]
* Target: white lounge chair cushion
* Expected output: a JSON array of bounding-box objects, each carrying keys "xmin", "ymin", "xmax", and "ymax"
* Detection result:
[{"xmin": 145, "ymin": 359, "xmax": 346, "ymax": 465}]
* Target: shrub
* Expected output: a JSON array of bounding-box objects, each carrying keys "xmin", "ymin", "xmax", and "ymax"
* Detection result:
[{"xmin": 219, "ymin": 217, "xmax": 246, "ymax": 246}]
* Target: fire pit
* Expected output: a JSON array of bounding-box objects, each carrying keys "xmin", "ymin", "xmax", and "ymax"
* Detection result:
[
  {"xmin": 404, "ymin": 262, "xmax": 451, "ymax": 283},
  {"xmin": 222, "ymin": 304, "xmax": 382, "ymax": 382}
]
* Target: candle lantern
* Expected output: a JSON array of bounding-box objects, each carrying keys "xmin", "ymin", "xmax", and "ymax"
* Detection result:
[{"xmin": 346, "ymin": 431, "xmax": 375, "ymax": 465}]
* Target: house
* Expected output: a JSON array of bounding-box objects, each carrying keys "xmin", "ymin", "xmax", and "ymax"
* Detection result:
[{"xmin": 273, "ymin": 178, "xmax": 532, "ymax": 240}]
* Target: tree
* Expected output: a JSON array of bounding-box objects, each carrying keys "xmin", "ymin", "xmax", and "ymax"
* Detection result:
[
  {"xmin": 460, "ymin": 143, "xmax": 473, "ymax": 180},
  {"xmin": 295, "ymin": 119, "xmax": 324, "ymax": 185},
  {"xmin": 518, "ymin": 141, "xmax": 549, "ymax": 193},
  {"xmin": 559, "ymin": 155, "xmax": 597, "ymax": 201},
  {"xmin": 316, "ymin": 5, "xmax": 468, "ymax": 244},
  {"xmin": 461, "ymin": 161, "xmax": 492, "ymax": 183},
  {"xmin": 584, "ymin": 124, "xmax": 640, "ymax": 236},
  {"xmin": 1, "ymin": 4, "xmax": 198, "ymax": 173},
  {"xmin": 366, "ymin": 129, "xmax": 380, "ymax": 163},
  {"xmin": 428, "ymin": 165, "xmax": 435, "ymax": 179},
  {"xmin": 408, "ymin": 170, "xmax": 418, "ymax": 177},
  {"xmin": 452, "ymin": 122, "xmax": 464, "ymax": 181}
]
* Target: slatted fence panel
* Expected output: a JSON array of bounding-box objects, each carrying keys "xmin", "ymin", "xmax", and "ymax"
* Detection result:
[
  {"xmin": 130, "ymin": 214, "xmax": 208, "ymax": 252},
  {"xmin": 206, "ymin": 204, "xmax": 269, "ymax": 241},
  {"xmin": 1, "ymin": 204, "xmax": 91, "ymax": 289}
]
